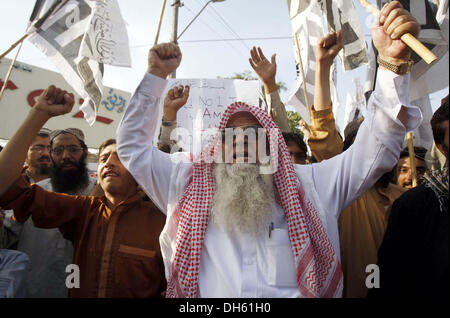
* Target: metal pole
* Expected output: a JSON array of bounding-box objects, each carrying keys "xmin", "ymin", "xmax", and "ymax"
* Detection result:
[{"xmin": 170, "ymin": 0, "xmax": 181, "ymax": 78}]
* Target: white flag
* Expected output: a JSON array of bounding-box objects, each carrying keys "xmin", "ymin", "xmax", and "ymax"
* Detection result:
[
  {"xmin": 343, "ymin": 78, "xmax": 364, "ymax": 131},
  {"xmin": 320, "ymin": 0, "xmax": 368, "ymax": 71},
  {"xmin": 364, "ymin": 40, "xmax": 378, "ymax": 102},
  {"xmin": 26, "ymin": 0, "xmax": 131, "ymax": 126},
  {"xmin": 330, "ymin": 60, "xmax": 341, "ymax": 132},
  {"xmin": 343, "ymin": 92, "xmax": 356, "ymax": 130},
  {"xmin": 286, "ymin": 0, "xmax": 324, "ymax": 124},
  {"xmin": 79, "ymin": 0, "xmax": 131, "ymax": 66}
]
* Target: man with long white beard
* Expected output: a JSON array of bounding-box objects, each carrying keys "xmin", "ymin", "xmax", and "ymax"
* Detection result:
[
  {"xmin": 117, "ymin": 2, "xmax": 422, "ymax": 297},
  {"xmin": 212, "ymin": 163, "xmax": 275, "ymax": 237}
]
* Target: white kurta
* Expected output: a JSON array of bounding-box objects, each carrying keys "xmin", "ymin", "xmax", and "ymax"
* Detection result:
[{"xmin": 116, "ymin": 69, "xmax": 421, "ymax": 298}]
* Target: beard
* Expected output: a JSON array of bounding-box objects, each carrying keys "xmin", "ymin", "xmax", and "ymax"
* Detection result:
[
  {"xmin": 50, "ymin": 155, "xmax": 89, "ymax": 194},
  {"xmin": 36, "ymin": 166, "xmax": 50, "ymax": 176},
  {"xmin": 211, "ymin": 163, "xmax": 274, "ymax": 237},
  {"xmin": 36, "ymin": 162, "xmax": 50, "ymax": 175},
  {"xmin": 29, "ymin": 155, "xmax": 51, "ymax": 176}
]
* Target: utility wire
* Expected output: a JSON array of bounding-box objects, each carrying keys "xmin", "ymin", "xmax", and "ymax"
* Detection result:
[
  {"xmin": 182, "ymin": 3, "xmax": 245, "ymax": 57},
  {"xmin": 130, "ymin": 36, "xmax": 293, "ymax": 48},
  {"xmin": 180, "ymin": 36, "xmax": 292, "ymax": 43},
  {"xmin": 207, "ymin": 3, "xmax": 251, "ymax": 50},
  {"xmin": 193, "ymin": 0, "xmax": 251, "ymax": 51}
]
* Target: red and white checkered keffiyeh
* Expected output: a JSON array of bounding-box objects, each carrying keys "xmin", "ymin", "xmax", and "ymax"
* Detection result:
[{"xmin": 165, "ymin": 102, "xmax": 343, "ymax": 298}]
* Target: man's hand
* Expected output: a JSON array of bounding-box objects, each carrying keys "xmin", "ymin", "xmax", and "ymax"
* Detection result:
[
  {"xmin": 148, "ymin": 43, "xmax": 182, "ymax": 79},
  {"xmin": 33, "ymin": 85, "xmax": 75, "ymax": 118},
  {"xmin": 249, "ymin": 47, "xmax": 277, "ymax": 94},
  {"xmin": 163, "ymin": 85, "xmax": 190, "ymax": 121},
  {"xmin": 313, "ymin": 32, "xmax": 342, "ymax": 112},
  {"xmin": 372, "ymin": 1, "xmax": 420, "ymax": 65},
  {"xmin": 316, "ymin": 30, "xmax": 343, "ymax": 68}
]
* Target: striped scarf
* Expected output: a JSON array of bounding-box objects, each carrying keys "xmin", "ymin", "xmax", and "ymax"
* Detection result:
[{"xmin": 424, "ymin": 161, "xmax": 449, "ymax": 213}]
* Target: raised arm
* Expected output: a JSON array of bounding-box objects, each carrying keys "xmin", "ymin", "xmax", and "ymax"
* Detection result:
[
  {"xmin": 305, "ymin": 1, "xmax": 422, "ymax": 217},
  {"xmin": 116, "ymin": 43, "xmax": 188, "ymax": 213},
  {"xmin": 157, "ymin": 85, "xmax": 190, "ymax": 153},
  {"xmin": 0, "ymin": 86, "xmax": 74, "ymax": 196},
  {"xmin": 0, "ymin": 86, "xmax": 89, "ymax": 241},
  {"xmin": 249, "ymin": 47, "xmax": 291, "ymax": 132},
  {"xmin": 309, "ymin": 31, "xmax": 344, "ymax": 162}
]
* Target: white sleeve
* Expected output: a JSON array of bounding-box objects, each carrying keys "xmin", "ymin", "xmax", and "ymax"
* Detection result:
[
  {"xmin": 308, "ymin": 68, "xmax": 422, "ymax": 218},
  {"xmin": 116, "ymin": 73, "xmax": 180, "ymax": 214}
]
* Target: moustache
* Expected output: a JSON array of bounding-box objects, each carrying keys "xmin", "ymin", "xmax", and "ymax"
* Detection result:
[
  {"xmin": 56, "ymin": 160, "xmax": 78, "ymax": 169},
  {"xmin": 38, "ymin": 156, "xmax": 51, "ymax": 162}
]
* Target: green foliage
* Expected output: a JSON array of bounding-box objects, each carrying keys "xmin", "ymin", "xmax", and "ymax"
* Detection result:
[
  {"xmin": 230, "ymin": 70, "xmax": 257, "ymax": 81},
  {"xmin": 287, "ymin": 110, "xmax": 303, "ymax": 136}
]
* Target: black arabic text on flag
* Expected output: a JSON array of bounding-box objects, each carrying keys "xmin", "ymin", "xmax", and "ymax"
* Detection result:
[{"xmin": 26, "ymin": 0, "xmax": 131, "ymax": 126}]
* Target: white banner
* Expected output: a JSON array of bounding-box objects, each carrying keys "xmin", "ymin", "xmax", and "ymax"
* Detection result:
[{"xmin": 153, "ymin": 79, "xmax": 262, "ymax": 154}]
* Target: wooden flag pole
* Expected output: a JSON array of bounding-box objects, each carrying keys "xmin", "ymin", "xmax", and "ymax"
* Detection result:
[
  {"xmin": 357, "ymin": 0, "xmax": 437, "ymax": 64},
  {"xmin": 0, "ymin": 1, "xmax": 62, "ymax": 61},
  {"xmin": 406, "ymin": 132, "xmax": 418, "ymax": 187},
  {"xmin": 0, "ymin": 33, "xmax": 29, "ymax": 62},
  {"xmin": 293, "ymin": 32, "xmax": 312, "ymax": 121},
  {"xmin": 154, "ymin": 0, "xmax": 168, "ymax": 45},
  {"xmin": 0, "ymin": 41, "xmax": 24, "ymax": 104}
]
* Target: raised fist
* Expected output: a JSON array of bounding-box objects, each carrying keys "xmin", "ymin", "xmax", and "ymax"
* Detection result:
[
  {"xmin": 316, "ymin": 30, "xmax": 343, "ymax": 68},
  {"xmin": 148, "ymin": 43, "xmax": 182, "ymax": 78},
  {"xmin": 163, "ymin": 85, "xmax": 190, "ymax": 121},
  {"xmin": 33, "ymin": 85, "xmax": 75, "ymax": 118}
]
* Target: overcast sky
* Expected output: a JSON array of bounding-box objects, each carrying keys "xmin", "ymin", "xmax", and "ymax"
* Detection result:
[{"xmin": 0, "ymin": 0, "xmax": 448, "ymax": 130}]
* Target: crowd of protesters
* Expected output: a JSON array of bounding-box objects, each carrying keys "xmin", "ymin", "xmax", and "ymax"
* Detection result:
[{"xmin": 0, "ymin": 1, "xmax": 447, "ymax": 298}]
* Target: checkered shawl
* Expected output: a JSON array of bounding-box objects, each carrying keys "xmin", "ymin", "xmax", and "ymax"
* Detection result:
[{"xmin": 165, "ymin": 102, "xmax": 343, "ymax": 298}]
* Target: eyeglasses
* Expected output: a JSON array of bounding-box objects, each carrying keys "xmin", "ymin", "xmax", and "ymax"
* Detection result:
[
  {"xmin": 51, "ymin": 145, "xmax": 84, "ymax": 156},
  {"xmin": 30, "ymin": 145, "xmax": 51, "ymax": 152}
]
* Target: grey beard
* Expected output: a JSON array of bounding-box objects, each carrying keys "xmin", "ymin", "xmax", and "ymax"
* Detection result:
[{"xmin": 212, "ymin": 163, "xmax": 274, "ymax": 237}]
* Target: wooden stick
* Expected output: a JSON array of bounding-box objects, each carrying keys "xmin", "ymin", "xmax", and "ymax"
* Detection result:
[
  {"xmin": 357, "ymin": 0, "xmax": 437, "ymax": 64},
  {"xmin": 0, "ymin": 41, "xmax": 24, "ymax": 104},
  {"xmin": 154, "ymin": 0, "xmax": 168, "ymax": 46},
  {"xmin": 294, "ymin": 32, "xmax": 312, "ymax": 122},
  {"xmin": 406, "ymin": 132, "xmax": 418, "ymax": 187},
  {"xmin": 0, "ymin": 33, "xmax": 29, "ymax": 62}
]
